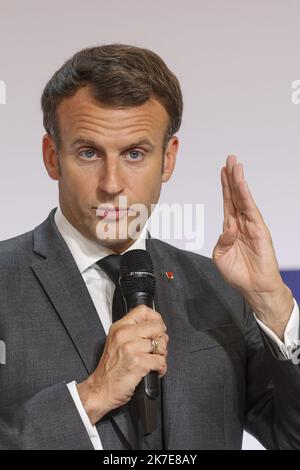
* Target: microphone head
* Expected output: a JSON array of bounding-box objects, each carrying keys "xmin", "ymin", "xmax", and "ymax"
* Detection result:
[{"xmin": 120, "ymin": 249, "xmax": 155, "ymax": 297}]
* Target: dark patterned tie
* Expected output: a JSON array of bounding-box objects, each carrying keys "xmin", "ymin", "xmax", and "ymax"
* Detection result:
[
  {"xmin": 97, "ymin": 254, "xmax": 142, "ymax": 447},
  {"xmin": 97, "ymin": 254, "xmax": 127, "ymax": 322},
  {"xmin": 97, "ymin": 254, "xmax": 161, "ymax": 448}
]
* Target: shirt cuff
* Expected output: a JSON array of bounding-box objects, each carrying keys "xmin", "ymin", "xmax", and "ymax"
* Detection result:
[
  {"xmin": 254, "ymin": 298, "xmax": 299, "ymax": 359},
  {"xmin": 67, "ymin": 381, "xmax": 103, "ymax": 450}
]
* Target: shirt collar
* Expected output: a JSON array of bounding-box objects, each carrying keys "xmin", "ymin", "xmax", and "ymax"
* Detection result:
[{"xmin": 54, "ymin": 206, "xmax": 147, "ymax": 274}]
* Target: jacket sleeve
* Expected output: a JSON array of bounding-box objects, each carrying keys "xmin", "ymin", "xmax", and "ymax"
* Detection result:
[
  {"xmin": 244, "ymin": 300, "xmax": 300, "ymax": 449},
  {"xmin": 0, "ymin": 381, "xmax": 94, "ymax": 450}
]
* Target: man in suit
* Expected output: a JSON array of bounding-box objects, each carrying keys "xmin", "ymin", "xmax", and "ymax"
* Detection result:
[{"xmin": 0, "ymin": 43, "xmax": 300, "ymax": 450}]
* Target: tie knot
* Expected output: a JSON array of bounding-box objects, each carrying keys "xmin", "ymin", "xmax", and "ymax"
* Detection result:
[{"xmin": 97, "ymin": 254, "xmax": 121, "ymax": 286}]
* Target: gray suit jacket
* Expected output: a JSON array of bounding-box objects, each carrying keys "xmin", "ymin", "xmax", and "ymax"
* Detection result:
[{"xmin": 0, "ymin": 208, "xmax": 300, "ymax": 449}]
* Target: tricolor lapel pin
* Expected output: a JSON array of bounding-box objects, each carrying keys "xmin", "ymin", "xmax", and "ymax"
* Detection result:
[{"xmin": 165, "ymin": 271, "xmax": 174, "ymax": 280}]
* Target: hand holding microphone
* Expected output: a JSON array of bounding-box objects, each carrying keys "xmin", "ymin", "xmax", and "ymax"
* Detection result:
[{"xmin": 77, "ymin": 250, "xmax": 168, "ymax": 430}]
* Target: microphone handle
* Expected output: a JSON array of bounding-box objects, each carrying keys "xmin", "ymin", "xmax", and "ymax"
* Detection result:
[{"xmin": 124, "ymin": 291, "xmax": 160, "ymax": 435}]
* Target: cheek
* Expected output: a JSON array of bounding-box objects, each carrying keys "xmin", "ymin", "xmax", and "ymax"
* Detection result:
[
  {"xmin": 133, "ymin": 173, "xmax": 162, "ymax": 204},
  {"xmin": 60, "ymin": 164, "xmax": 97, "ymax": 202}
]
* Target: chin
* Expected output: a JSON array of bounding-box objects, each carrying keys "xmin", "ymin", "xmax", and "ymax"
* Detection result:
[{"xmin": 97, "ymin": 236, "xmax": 133, "ymax": 254}]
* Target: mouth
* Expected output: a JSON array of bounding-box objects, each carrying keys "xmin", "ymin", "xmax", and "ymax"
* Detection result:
[{"xmin": 95, "ymin": 206, "xmax": 129, "ymax": 221}]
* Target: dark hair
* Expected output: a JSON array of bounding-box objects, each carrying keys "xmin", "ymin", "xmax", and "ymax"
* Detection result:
[{"xmin": 41, "ymin": 43, "xmax": 183, "ymax": 152}]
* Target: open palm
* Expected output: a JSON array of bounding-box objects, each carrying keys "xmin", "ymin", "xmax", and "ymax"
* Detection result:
[{"xmin": 213, "ymin": 155, "xmax": 283, "ymax": 297}]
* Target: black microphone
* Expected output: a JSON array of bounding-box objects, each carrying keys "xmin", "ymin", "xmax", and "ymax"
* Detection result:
[{"xmin": 120, "ymin": 249, "xmax": 160, "ymax": 435}]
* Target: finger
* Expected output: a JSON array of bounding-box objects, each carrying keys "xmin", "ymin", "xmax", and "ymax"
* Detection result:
[
  {"xmin": 225, "ymin": 156, "xmax": 243, "ymax": 202},
  {"xmin": 132, "ymin": 336, "xmax": 168, "ymax": 356},
  {"xmin": 232, "ymin": 161, "xmax": 244, "ymax": 184},
  {"xmin": 122, "ymin": 338, "xmax": 167, "ymax": 356},
  {"xmin": 140, "ymin": 353, "xmax": 167, "ymax": 378},
  {"xmin": 122, "ymin": 305, "xmax": 166, "ymax": 330},
  {"xmin": 112, "ymin": 318, "xmax": 167, "ymax": 344},
  {"xmin": 231, "ymin": 167, "xmax": 264, "ymax": 224},
  {"xmin": 230, "ymin": 162, "xmax": 246, "ymax": 210},
  {"xmin": 221, "ymin": 166, "xmax": 236, "ymax": 228},
  {"xmin": 222, "ymin": 155, "xmax": 240, "ymax": 220},
  {"xmin": 148, "ymin": 336, "xmax": 168, "ymax": 356},
  {"xmin": 134, "ymin": 319, "xmax": 167, "ymax": 341},
  {"xmin": 226, "ymin": 157, "xmax": 264, "ymax": 225},
  {"xmin": 226, "ymin": 154, "xmax": 237, "ymax": 191}
]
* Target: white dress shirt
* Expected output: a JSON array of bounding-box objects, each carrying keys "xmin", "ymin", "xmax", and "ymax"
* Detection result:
[{"xmin": 54, "ymin": 206, "xmax": 299, "ymax": 450}]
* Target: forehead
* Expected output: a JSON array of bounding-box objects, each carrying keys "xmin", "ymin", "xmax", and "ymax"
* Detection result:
[{"xmin": 56, "ymin": 86, "xmax": 169, "ymax": 143}]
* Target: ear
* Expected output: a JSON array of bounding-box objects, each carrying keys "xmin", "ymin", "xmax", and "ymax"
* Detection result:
[
  {"xmin": 162, "ymin": 136, "xmax": 179, "ymax": 183},
  {"xmin": 42, "ymin": 133, "xmax": 61, "ymax": 180}
]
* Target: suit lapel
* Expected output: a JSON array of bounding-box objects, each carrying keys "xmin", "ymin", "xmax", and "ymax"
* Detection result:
[
  {"xmin": 31, "ymin": 210, "xmax": 106, "ymax": 375},
  {"xmin": 31, "ymin": 209, "xmax": 135, "ymax": 449}
]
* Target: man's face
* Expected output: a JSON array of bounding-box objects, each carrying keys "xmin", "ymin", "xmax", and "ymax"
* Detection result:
[{"xmin": 43, "ymin": 86, "xmax": 178, "ymax": 252}]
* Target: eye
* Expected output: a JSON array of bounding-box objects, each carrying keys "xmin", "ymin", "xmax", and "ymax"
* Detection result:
[
  {"xmin": 79, "ymin": 149, "xmax": 97, "ymax": 159},
  {"xmin": 126, "ymin": 150, "xmax": 144, "ymax": 161}
]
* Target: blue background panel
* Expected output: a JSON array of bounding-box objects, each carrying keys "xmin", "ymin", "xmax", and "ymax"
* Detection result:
[{"xmin": 280, "ymin": 271, "xmax": 300, "ymax": 304}]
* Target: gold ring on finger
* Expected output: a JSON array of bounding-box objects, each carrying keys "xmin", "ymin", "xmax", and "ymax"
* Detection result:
[{"xmin": 150, "ymin": 338, "xmax": 159, "ymax": 355}]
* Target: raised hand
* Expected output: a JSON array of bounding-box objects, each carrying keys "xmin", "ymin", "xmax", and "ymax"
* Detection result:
[{"xmin": 213, "ymin": 155, "xmax": 293, "ymax": 338}]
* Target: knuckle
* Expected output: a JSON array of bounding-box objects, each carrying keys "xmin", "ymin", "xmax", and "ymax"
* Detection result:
[
  {"xmin": 140, "ymin": 304, "xmax": 151, "ymax": 315},
  {"xmin": 135, "ymin": 304, "xmax": 152, "ymax": 320},
  {"xmin": 152, "ymin": 310, "xmax": 162, "ymax": 320},
  {"xmin": 154, "ymin": 317, "xmax": 165, "ymax": 331},
  {"xmin": 127, "ymin": 353, "xmax": 141, "ymax": 370},
  {"xmin": 122, "ymin": 341, "xmax": 134, "ymax": 356},
  {"xmin": 113, "ymin": 327, "xmax": 126, "ymax": 343}
]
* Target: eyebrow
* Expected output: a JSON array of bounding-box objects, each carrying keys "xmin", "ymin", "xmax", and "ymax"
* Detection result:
[{"xmin": 70, "ymin": 137, "xmax": 156, "ymax": 153}]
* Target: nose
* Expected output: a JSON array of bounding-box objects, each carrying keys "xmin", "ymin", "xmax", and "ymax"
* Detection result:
[{"xmin": 98, "ymin": 157, "xmax": 125, "ymax": 197}]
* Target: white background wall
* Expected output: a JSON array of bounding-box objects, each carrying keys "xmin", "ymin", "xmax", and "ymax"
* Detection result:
[{"xmin": 1, "ymin": 0, "xmax": 299, "ymax": 450}]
